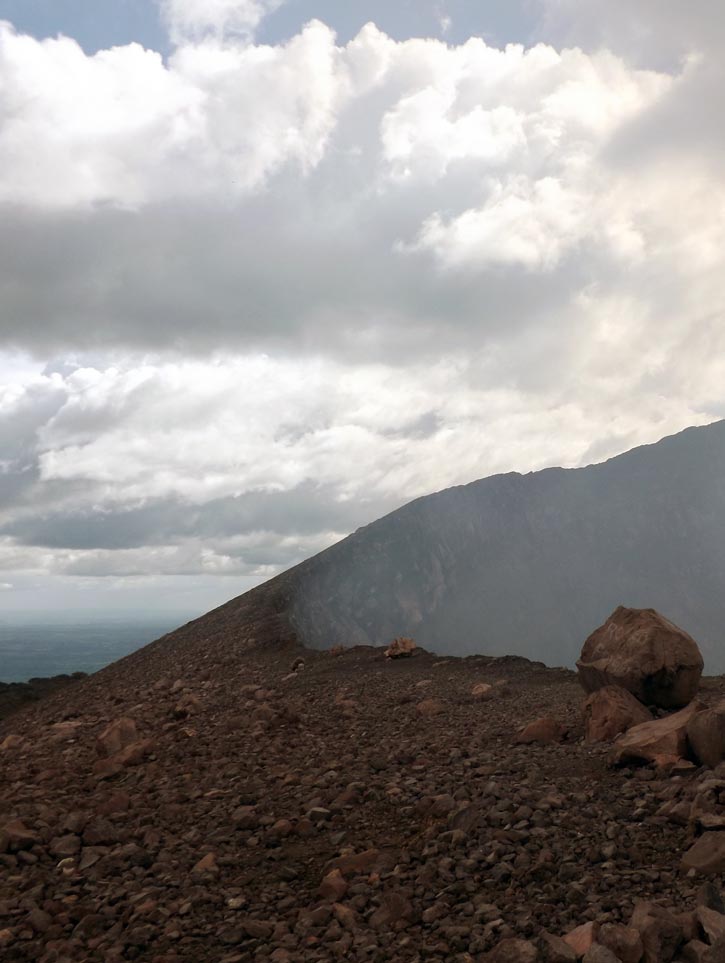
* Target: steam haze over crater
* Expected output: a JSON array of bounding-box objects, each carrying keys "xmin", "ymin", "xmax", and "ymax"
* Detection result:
[{"xmin": 0, "ymin": 0, "xmax": 724, "ymax": 619}]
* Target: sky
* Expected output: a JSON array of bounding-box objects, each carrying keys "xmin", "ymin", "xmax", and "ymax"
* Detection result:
[{"xmin": 0, "ymin": 0, "xmax": 724, "ymax": 617}]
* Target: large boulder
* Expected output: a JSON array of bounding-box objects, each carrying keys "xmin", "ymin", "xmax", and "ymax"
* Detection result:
[
  {"xmin": 611, "ymin": 702, "xmax": 702, "ymax": 767},
  {"xmin": 687, "ymin": 701, "xmax": 725, "ymax": 768},
  {"xmin": 577, "ymin": 607, "xmax": 703, "ymax": 708},
  {"xmin": 630, "ymin": 901, "xmax": 683, "ymax": 962},
  {"xmin": 682, "ymin": 833, "xmax": 725, "ymax": 875},
  {"xmin": 96, "ymin": 717, "xmax": 138, "ymax": 757},
  {"xmin": 582, "ymin": 685, "xmax": 653, "ymax": 742}
]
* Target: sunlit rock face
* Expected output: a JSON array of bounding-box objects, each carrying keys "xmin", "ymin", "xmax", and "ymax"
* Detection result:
[{"xmin": 287, "ymin": 420, "xmax": 725, "ymax": 669}]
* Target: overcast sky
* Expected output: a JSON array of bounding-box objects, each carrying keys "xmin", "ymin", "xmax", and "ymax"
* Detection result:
[{"xmin": 0, "ymin": 0, "xmax": 723, "ymax": 616}]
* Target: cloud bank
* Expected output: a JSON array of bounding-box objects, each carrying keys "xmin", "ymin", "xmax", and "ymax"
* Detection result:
[{"xmin": 0, "ymin": 1, "xmax": 723, "ymax": 607}]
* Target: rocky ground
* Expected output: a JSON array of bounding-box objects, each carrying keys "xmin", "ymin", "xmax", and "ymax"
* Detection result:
[{"xmin": 3, "ymin": 626, "xmax": 725, "ymax": 963}]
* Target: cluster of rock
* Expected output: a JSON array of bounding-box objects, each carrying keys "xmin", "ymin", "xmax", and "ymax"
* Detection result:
[
  {"xmin": 577, "ymin": 607, "xmax": 716, "ymax": 769},
  {"xmin": 488, "ymin": 885, "xmax": 725, "ymax": 961},
  {"xmin": 488, "ymin": 607, "xmax": 725, "ymax": 961},
  {"xmin": 384, "ymin": 637, "xmax": 417, "ymax": 660}
]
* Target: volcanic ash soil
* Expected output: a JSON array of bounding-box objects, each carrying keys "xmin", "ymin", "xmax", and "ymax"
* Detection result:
[{"xmin": 2, "ymin": 644, "xmax": 725, "ymax": 962}]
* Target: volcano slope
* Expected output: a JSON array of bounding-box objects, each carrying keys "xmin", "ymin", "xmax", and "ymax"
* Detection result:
[
  {"xmin": 289, "ymin": 418, "xmax": 725, "ymax": 670},
  {"xmin": 3, "ymin": 589, "xmax": 725, "ymax": 963}
]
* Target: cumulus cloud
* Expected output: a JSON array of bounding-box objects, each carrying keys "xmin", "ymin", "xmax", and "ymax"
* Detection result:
[
  {"xmin": 0, "ymin": 19, "xmax": 701, "ymax": 368},
  {"xmin": 161, "ymin": 0, "xmax": 286, "ymax": 43},
  {"xmin": 538, "ymin": 0, "xmax": 725, "ymax": 68},
  {"xmin": 0, "ymin": 7, "xmax": 724, "ymax": 600}
]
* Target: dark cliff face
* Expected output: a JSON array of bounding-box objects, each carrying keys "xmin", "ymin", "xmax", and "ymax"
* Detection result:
[{"xmin": 286, "ymin": 420, "xmax": 725, "ymax": 669}]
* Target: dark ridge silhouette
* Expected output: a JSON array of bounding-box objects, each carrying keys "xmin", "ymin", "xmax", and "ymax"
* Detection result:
[{"xmin": 0, "ymin": 672, "xmax": 87, "ymax": 723}]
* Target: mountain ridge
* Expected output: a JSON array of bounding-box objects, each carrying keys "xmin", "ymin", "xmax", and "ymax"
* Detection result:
[{"xmin": 117, "ymin": 417, "xmax": 725, "ymax": 677}]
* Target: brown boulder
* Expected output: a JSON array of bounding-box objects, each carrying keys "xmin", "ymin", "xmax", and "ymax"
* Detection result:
[
  {"xmin": 564, "ymin": 921, "xmax": 600, "ymax": 956},
  {"xmin": 96, "ymin": 717, "xmax": 138, "ymax": 757},
  {"xmin": 688, "ymin": 702, "xmax": 725, "ymax": 768},
  {"xmin": 577, "ymin": 607, "xmax": 703, "ymax": 708},
  {"xmin": 597, "ymin": 923, "xmax": 644, "ymax": 962},
  {"xmin": 583, "ymin": 686, "xmax": 652, "ymax": 742},
  {"xmin": 682, "ymin": 833, "xmax": 725, "ymax": 875},
  {"xmin": 612, "ymin": 702, "xmax": 702, "ymax": 767},
  {"xmin": 630, "ymin": 901, "xmax": 683, "ymax": 963},
  {"xmin": 486, "ymin": 938, "xmax": 539, "ymax": 962},
  {"xmin": 696, "ymin": 906, "xmax": 725, "ymax": 944},
  {"xmin": 385, "ymin": 637, "xmax": 416, "ymax": 659},
  {"xmin": 515, "ymin": 716, "xmax": 566, "ymax": 745}
]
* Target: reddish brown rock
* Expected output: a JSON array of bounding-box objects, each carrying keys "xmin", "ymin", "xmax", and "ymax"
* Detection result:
[
  {"xmin": 540, "ymin": 931, "xmax": 577, "ymax": 961},
  {"xmin": 192, "ymin": 852, "xmax": 218, "ymax": 875},
  {"xmin": 49, "ymin": 720, "xmax": 83, "ymax": 741},
  {"xmin": 0, "ymin": 819, "xmax": 39, "ymax": 853},
  {"xmin": 416, "ymin": 698, "xmax": 444, "ymax": 717},
  {"xmin": 611, "ymin": 703, "xmax": 702, "ymax": 767},
  {"xmin": 318, "ymin": 868, "xmax": 347, "ymax": 901},
  {"xmin": 583, "ymin": 948, "xmax": 620, "ymax": 963},
  {"xmin": 682, "ymin": 833, "xmax": 725, "ymax": 875},
  {"xmin": 385, "ymin": 637, "xmax": 416, "ymax": 659},
  {"xmin": 564, "ymin": 921, "xmax": 600, "ymax": 956},
  {"xmin": 679, "ymin": 940, "xmax": 709, "ymax": 963},
  {"xmin": 687, "ymin": 702, "xmax": 725, "ymax": 768},
  {"xmin": 115, "ymin": 738, "xmax": 154, "ymax": 766},
  {"xmin": 172, "ymin": 692, "xmax": 201, "ymax": 719},
  {"xmin": 630, "ymin": 901, "xmax": 683, "ymax": 963},
  {"xmin": 597, "ymin": 923, "xmax": 644, "ymax": 962},
  {"xmin": 49, "ymin": 835, "xmax": 81, "ymax": 859},
  {"xmin": 582, "ymin": 685, "xmax": 652, "ymax": 742},
  {"xmin": 696, "ymin": 906, "xmax": 725, "ymax": 943},
  {"xmin": 577, "ymin": 607, "xmax": 703, "ymax": 708},
  {"xmin": 369, "ymin": 892, "xmax": 413, "ymax": 929},
  {"xmin": 486, "ymin": 938, "xmax": 539, "ymax": 962},
  {"xmin": 332, "ymin": 902, "xmax": 357, "ymax": 930},
  {"xmin": 242, "ymin": 919, "xmax": 274, "ymax": 939},
  {"xmin": 515, "ymin": 716, "xmax": 566, "ymax": 745},
  {"xmin": 472, "ymin": 682, "xmax": 494, "ymax": 702},
  {"xmin": 96, "ymin": 717, "xmax": 138, "ymax": 757},
  {"xmin": 92, "ymin": 737, "xmax": 153, "ymax": 779},
  {"xmin": 327, "ymin": 848, "xmax": 386, "ymax": 877}
]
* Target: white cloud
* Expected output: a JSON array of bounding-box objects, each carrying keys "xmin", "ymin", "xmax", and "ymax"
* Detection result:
[
  {"xmin": 160, "ymin": 0, "xmax": 285, "ymax": 43},
  {"xmin": 0, "ymin": 11, "xmax": 724, "ymax": 593}
]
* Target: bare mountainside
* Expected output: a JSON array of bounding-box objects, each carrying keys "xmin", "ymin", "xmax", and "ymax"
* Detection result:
[
  {"xmin": 287, "ymin": 420, "xmax": 725, "ymax": 667},
  {"xmin": 166, "ymin": 419, "xmax": 725, "ymax": 670}
]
